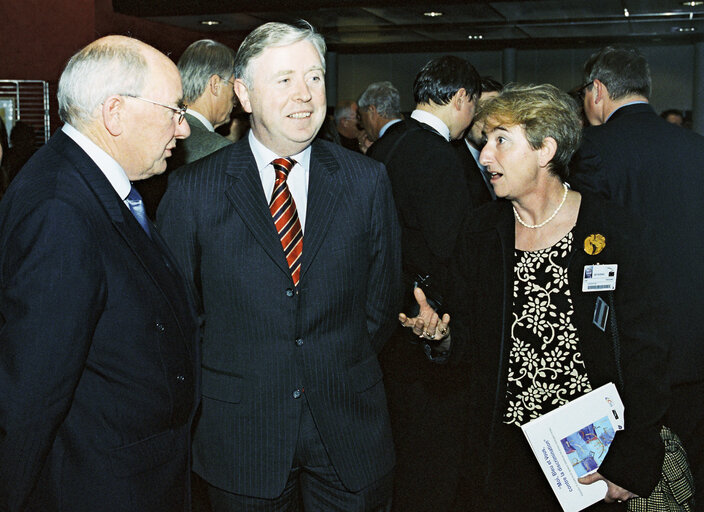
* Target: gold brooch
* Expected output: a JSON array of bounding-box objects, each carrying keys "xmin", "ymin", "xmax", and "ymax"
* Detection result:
[{"xmin": 584, "ymin": 234, "xmax": 606, "ymax": 255}]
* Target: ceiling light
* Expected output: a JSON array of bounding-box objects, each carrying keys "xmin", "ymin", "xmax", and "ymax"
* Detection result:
[
  {"xmin": 678, "ymin": 26, "xmax": 696, "ymax": 31},
  {"xmin": 468, "ymin": 35, "xmax": 484, "ymax": 40},
  {"xmin": 423, "ymin": 11, "xmax": 443, "ymax": 17},
  {"xmin": 200, "ymin": 20, "xmax": 220, "ymax": 26},
  {"xmin": 681, "ymin": 1, "xmax": 703, "ymax": 6},
  {"xmin": 624, "ymin": 8, "xmax": 630, "ymax": 17}
]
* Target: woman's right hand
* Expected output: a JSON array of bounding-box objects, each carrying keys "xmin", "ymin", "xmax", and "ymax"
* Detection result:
[{"xmin": 398, "ymin": 287, "xmax": 451, "ymax": 343}]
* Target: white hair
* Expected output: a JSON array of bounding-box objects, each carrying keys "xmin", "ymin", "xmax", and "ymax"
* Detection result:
[{"xmin": 58, "ymin": 38, "xmax": 149, "ymax": 128}]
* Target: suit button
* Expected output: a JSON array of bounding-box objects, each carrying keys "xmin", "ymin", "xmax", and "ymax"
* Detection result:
[
  {"xmin": 295, "ymin": 338, "xmax": 303, "ymax": 347},
  {"xmin": 292, "ymin": 389, "xmax": 302, "ymax": 399},
  {"xmin": 156, "ymin": 322, "xmax": 165, "ymax": 332},
  {"xmin": 286, "ymin": 288, "xmax": 294, "ymax": 297},
  {"xmin": 176, "ymin": 374, "xmax": 185, "ymax": 383}
]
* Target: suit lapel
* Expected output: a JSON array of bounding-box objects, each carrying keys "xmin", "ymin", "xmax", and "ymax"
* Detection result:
[
  {"xmin": 54, "ymin": 131, "xmax": 193, "ymax": 328},
  {"xmin": 300, "ymin": 141, "xmax": 341, "ymax": 280},
  {"xmin": 223, "ymin": 140, "xmax": 293, "ymax": 278}
]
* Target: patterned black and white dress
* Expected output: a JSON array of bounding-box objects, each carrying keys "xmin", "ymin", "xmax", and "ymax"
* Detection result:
[{"xmin": 503, "ymin": 231, "xmax": 593, "ymax": 426}]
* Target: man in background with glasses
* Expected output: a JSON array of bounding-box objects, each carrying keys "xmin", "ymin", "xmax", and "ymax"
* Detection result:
[
  {"xmin": 138, "ymin": 38, "xmax": 236, "ymax": 218},
  {"xmin": 0, "ymin": 35, "xmax": 197, "ymax": 512}
]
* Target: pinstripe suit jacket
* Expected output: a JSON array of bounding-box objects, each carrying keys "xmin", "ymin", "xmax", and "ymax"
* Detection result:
[{"xmin": 157, "ymin": 137, "xmax": 402, "ymax": 498}]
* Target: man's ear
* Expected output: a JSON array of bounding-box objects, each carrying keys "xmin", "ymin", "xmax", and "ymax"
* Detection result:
[
  {"xmin": 208, "ymin": 74, "xmax": 221, "ymax": 96},
  {"xmin": 453, "ymin": 88, "xmax": 468, "ymax": 111},
  {"xmin": 538, "ymin": 137, "xmax": 558, "ymax": 168},
  {"xmin": 234, "ymin": 79, "xmax": 253, "ymax": 113},
  {"xmin": 102, "ymin": 95, "xmax": 124, "ymax": 136},
  {"xmin": 592, "ymin": 79, "xmax": 606, "ymax": 104}
]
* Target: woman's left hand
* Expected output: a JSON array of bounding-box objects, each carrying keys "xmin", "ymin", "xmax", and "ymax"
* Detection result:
[{"xmin": 578, "ymin": 472, "xmax": 638, "ymax": 504}]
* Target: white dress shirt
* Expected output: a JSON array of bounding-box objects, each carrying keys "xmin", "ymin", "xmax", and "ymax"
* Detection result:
[{"xmin": 248, "ymin": 130, "xmax": 310, "ymax": 231}]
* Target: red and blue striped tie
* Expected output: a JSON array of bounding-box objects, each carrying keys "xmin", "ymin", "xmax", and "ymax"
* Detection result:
[{"xmin": 270, "ymin": 158, "xmax": 303, "ymax": 287}]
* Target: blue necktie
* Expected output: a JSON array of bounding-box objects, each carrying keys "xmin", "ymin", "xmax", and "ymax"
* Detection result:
[{"xmin": 125, "ymin": 186, "xmax": 151, "ymax": 237}]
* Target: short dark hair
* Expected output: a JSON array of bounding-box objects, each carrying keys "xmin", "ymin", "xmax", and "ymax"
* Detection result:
[
  {"xmin": 583, "ymin": 46, "xmax": 651, "ymax": 100},
  {"xmin": 413, "ymin": 56, "xmax": 480, "ymax": 106},
  {"xmin": 481, "ymin": 76, "xmax": 503, "ymax": 94}
]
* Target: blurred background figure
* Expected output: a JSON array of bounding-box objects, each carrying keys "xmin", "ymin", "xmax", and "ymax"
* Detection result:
[
  {"xmin": 660, "ymin": 108, "xmax": 684, "ymax": 126},
  {"xmin": 4, "ymin": 121, "xmax": 36, "ymax": 186},
  {"xmin": 334, "ymin": 99, "xmax": 364, "ymax": 152},
  {"xmin": 357, "ymin": 81, "xmax": 403, "ymax": 153},
  {"xmin": 138, "ymin": 38, "xmax": 235, "ymax": 218},
  {"xmin": 0, "ymin": 121, "xmax": 8, "ymax": 198},
  {"xmin": 454, "ymin": 75, "xmax": 503, "ymax": 207}
]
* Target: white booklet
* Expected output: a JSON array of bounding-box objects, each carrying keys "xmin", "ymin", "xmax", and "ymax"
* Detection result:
[{"xmin": 520, "ymin": 382, "xmax": 625, "ymax": 512}]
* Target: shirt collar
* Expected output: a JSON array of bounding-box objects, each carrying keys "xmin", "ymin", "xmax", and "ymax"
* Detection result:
[
  {"xmin": 411, "ymin": 109, "xmax": 450, "ymax": 141},
  {"xmin": 62, "ymin": 123, "xmax": 131, "ymax": 200},
  {"xmin": 379, "ymin": 118, "xmax": 401, "ymax": 139},
  {"xmin": 187, "ymin": 109, "xmax": 214, "ymax": 132},
  {"xmin": 248, "ymin": 130, "xmax": 311, "ymax": 174},
  {"xmin": 605, "ymin": 101, "xmax": 649, "ymax": 123}
]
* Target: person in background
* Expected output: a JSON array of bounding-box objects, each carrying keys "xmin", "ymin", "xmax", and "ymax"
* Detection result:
[
  {"xmin": 660, "ymin": 108, "xmax": 684, "ymax": 126},
  {"xmin": 571, "ymin": 46, "xmax": 704, "ymax": 507},
  {"xmin": 334, "ymin": 99, "xmax": 365, "ymax": 152},
  {"xmin": 138, "ymin": 38, "xmax": 236, "ymax": 218},
  {"xmin": 356, "ymin": 81, "xmax": 403, "ymax": 156},
  {"xmin": 402, "ymin": 83, "xmax": 675, "ymax": 511},
  {"xmin": 367, "ymin": 55, "xmax": 480, "ymax": 512},
  {"xmin": 0, "ymin": 35, "xmax": 197, "ymax": 512},
  {"xmin": 158, "ymin": 20, "xmax": 401, "ymax": 511},
  {"xmin": 454, "ymin": 75, "xmax": 503, "ymax": 207}
]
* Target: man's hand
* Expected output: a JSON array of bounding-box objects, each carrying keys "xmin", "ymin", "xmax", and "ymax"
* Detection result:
[{"xmin": 578, "ymin": 472, "xmax": 637, "ymax": 504}]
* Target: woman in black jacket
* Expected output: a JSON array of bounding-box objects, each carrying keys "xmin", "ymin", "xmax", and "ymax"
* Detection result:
[{"xmin": 401, "ymin": 84, "xmax": 671, "ymax": 511}]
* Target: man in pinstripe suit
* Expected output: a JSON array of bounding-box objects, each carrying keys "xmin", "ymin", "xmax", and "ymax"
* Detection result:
[{"xmin": 158, "ymin": 21, "xmax": 402, "ymax": 511}]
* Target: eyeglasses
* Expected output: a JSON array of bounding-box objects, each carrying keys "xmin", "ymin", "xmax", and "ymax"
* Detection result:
[
  {"xmin": 577, "ymin": 81, "xmax": 594, "ymax": 101},
  {"xmin": 122, "ymin": 94, "xmax": 188, "ymax": 124},
  {"xmin": 221, "ymin": 77, "xmax": 235, "ymax": 87}
]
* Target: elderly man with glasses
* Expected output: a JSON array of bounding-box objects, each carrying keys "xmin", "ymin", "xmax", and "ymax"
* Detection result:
[{"xmin": 0, "ymin": 35, "xmax": 198, "ymax": 512}]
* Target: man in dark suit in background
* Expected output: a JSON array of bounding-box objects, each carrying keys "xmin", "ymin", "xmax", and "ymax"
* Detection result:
[
  {"xmin": 0, "ymin": 35, "xmax": 198, "ymax": 512},
  {"xmin": 357, "ymin": 80, "xmax": 403, "ymax": 157},
  {"xmin": 571, "ymin": 45, "xmax": 704, "ymax": 507},
  {"xmin": 454, "ymin": 75, "xmax": 503, "ymax": 208},
  {"xmin": 158, "ymin": 21, "xmax": 401, "ymax": 511},
  {"xmin": 138, "ymin": 38, "xmax": 236, "ymax": 218},
  {"xmin": 366, "ymin": 55, "xmax": 480, "ymax": 511}
]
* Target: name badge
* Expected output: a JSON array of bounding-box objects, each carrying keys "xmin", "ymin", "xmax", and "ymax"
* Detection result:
[{"xmin": 582, "ymin": 264, "xmax": 618, "ymax": 292}]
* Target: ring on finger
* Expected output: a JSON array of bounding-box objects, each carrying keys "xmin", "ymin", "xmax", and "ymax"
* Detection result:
[
  {"xmin": 423, "ymin": 331, "xmax": 434, "ymax": 339},
  {"xmin": 439, "ymin": 327, "xmax": 448, "ymax": 335}
]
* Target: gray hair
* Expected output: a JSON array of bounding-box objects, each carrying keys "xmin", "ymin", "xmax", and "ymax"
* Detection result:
[
  {"xmin": 58, "ymin": 38, "xmax": 148, "ymax": 128},
  {"xmin": 584, "ymin": 46, "xmax": 651, "ymax": 101},
  {"xmin": 178, "ymin": 39, "xmax": 235, "ymax": 104},
  {"xmin": 234, "ymin": 21, "xmax": 326, "ymax": 87},
  {"xmin": 334, "ymin": 100, "xmax": 356, "ymax": 124},
  {"xmin": 357, "ymin": 81, "xmax": 401, "ymax": 118}
]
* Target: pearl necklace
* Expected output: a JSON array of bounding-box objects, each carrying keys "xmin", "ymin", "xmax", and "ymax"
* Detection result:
[{"xmin": 513, "ymin": 183, "xmax": 569, "ymax": 229}]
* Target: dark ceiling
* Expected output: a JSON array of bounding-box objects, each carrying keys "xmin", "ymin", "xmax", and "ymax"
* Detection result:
[{"xmin": 113, "ymin": 0, "xmax": 704, "ymax": 53}]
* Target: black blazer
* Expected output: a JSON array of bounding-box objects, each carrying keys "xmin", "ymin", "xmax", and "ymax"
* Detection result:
[
  {"xmin": 570, "ymin": 103, "xmax": 704, "ymax": 384},
  {"xmin": 0, "ymin": 130, "xmax": 199, "ymax": 512},
  {"xmin": 449, "ymin": 192, "xmax": 668, "ymax": 505},
  {"xmin": 452, "ymin": 139, "xmax": 494, "ymax": 208},
  {"xmin": 366, "ymin": 117, "xmax": 470, "ymax": 296},
  {"xmin": 157, "ymin": 137, "xmax": 402, "ymax": 498}
]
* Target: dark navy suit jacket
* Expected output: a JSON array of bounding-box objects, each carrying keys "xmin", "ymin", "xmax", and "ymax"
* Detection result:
[
  {"xmin": 0, "ymin": 130, "xmax": 199, "ymax": 512},
  {"xmin": 157, "ymin": 137, "xmax": 402, "ymax": 498}
]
